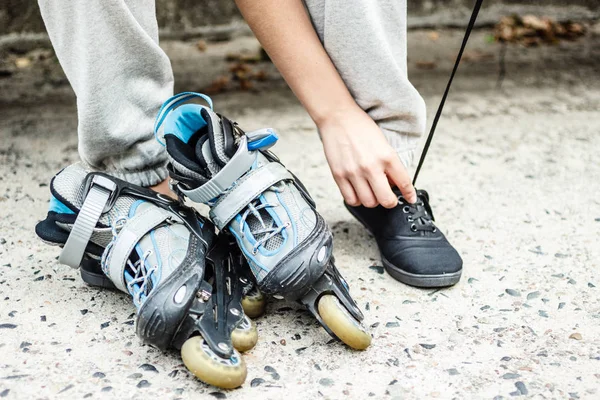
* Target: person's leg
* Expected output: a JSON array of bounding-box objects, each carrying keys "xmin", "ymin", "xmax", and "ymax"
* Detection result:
[
  {"xmin": 304, "ymin": 0, "xmax": 426, "ymax": 168},
  {"xmin": 304, "ymin": 0, "xmax": 462, "ymax": 288},
  {"xmin": 35, "ymin": 3, "xmax": 259, "ymax": 385},
  {"xmin": 38, "ymin": 0, "xmax": 173, "ymax": 187}
]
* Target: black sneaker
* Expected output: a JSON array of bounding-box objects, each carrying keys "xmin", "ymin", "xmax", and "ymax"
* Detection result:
[{"xmin": 345, "ymin": 189, "xmax": 462, "ymax": 287}]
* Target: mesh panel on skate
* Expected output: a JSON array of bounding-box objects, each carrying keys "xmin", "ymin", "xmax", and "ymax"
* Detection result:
[
  {"xmin": 245, "ymin": 208, "xmax": 285, "ymax": 252},
  {"xmin": 89, "ymin": 230, "xmax": 115, "ymax": 248},
  {"xmin": 249, "ymin": 259, "xmax": 268, "ymax": 282},
  {"xmin": 98, "ymin": 197, "xmax": 137, "ymax": 224},
  {"xmin": 53, "ymin": 163, "xmax": 88, "ymax": 207},
  {"xmin": 277, "ymin": 184, "xmax": 316, "ymax": 243},
  {"xmin": 153, "ymin": 226, "xmax": 178, "ymax": 277},
  {"xmin": 264, "ymin": 232, "xmax": 284, "ymax": 250},
  {"xmin": 154, "ymin": 226, "xmax": 170, "ymax": 253},
  {"xmin": 53, "ymin": 164, "xmax": 137, "ymax": 224}
]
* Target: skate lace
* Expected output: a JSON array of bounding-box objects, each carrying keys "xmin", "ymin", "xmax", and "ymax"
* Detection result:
[
  {"xmin": 126, "ymin": 250, "xmax": 156, "ymax": 306},
  {"xmin": 100, "ymin": 216, "xmax": 129, "ymax": 275},
  {"xmin": 101, "ymin": 216, "xmax": 157, "ymax": 305},
  {"xmin": 239, "ymin": 187, "xmax": 288, "ymax": 254},
  {"xmin": 399, "ymin": 196, "xmax": 437, "ymax": 233}
]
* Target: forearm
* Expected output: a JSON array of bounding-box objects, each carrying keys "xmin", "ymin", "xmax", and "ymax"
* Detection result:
[{"xmin": 235, "ymin": 0, "xmax": 360, "ymax": 126}]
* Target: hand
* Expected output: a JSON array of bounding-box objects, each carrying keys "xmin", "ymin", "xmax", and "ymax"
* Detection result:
[{"xmin": 318, "ymin": 107, "xmax": 417, "ymax": 208}]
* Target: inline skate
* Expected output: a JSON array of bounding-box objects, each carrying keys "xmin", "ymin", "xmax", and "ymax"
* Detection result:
[
  {"xmin": 36, "ymin": 163, "xmax": 258, "ymax": 388},
  {"xmin": 154, "ymin": 92, "xmax": 371, "ymax": 350}
]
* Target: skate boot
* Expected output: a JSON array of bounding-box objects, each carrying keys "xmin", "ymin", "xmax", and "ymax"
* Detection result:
[
  {"xmin": 35, "ymin": 163, "xmax": 257, "ymax": 388},
  {"xmin": 154, "ymin": 92, "xmax": 371, "ymax": 350}
]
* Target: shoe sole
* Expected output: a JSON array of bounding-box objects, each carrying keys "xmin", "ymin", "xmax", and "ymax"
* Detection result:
[
  {"xmin": 382, "ymin": 256, "xmax": 461, "ymax": 288},
  {"xmin": 80, "ymin": 258, "xmax": 117, "ymax": 290},
  {"xmin": 345, "ymin": 203, "xmax": 462, "ymax": 288}
]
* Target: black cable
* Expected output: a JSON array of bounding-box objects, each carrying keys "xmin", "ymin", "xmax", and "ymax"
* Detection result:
[{"xmin": 412, "ymin": 0, "xmax": 484, "ymax": 185}]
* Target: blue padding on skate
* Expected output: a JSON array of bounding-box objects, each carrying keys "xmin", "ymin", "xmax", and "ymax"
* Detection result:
[
  {"xmin": 154, "ymin": 92, "xmax": 213, "ymax": 146},
  {"xmin": 49, "ymin": 195, "xmax": 75, "ymax": 214},
  {"xmin": 163, "ymin": 104, "xmax": 207, "ymax": 145},
  {"xmin": 248, "ymin": 130, "xmax": 279, "ymax": 151}
]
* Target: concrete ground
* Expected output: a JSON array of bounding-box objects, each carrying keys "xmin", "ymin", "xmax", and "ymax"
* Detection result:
[{"xmin": 1, "ymin": 25, "xmax": 599, "ymax": 400}]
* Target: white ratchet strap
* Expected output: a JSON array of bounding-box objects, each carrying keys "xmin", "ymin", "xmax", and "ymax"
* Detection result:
[
  {"xmin": 210, "ymin": 162, "xmax": 293, "ymax": 230},
  {"xmin": 179, "ymin": 135, "xmax": 256, "ymax": 204},
  {"xmin": 59, "ymin": 175, "xmax": 117, "ymax": 268},
  {"xmin": 179, "ymin": 129, "xmax": 279, "ymax": 205},
  {"xmin": 104, "ymin": 207, "xmax": 173, "ymax": 293}
]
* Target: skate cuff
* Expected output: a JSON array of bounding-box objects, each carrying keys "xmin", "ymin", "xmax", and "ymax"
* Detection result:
[
  {"xmin": 104, "ymin": 207, "xmax": 173, "ymax": 292},
  {"xmin": 210, "ymin": 162, "xmax": 293, "ymax": 230}
]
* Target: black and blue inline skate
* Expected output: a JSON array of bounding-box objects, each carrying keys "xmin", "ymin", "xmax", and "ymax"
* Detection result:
[
  {"xmin": 154, "ymin": 92, "xmax": 371, "ymax": 350},
  {"xmin": 35, "ymin": 163, "xmax": 260, "ymax": 388}
]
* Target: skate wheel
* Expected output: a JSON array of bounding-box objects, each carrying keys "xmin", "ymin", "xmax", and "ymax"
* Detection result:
[
  {"xmin": 181, "ymin": 336, "xmax": 247, "ymax": 389},
  {"xmin": 241, "ymin": 287, "xmax": 266, "ymax": 319},
  {"xmin": 317, "ymin": 294, "xmax": 371, "ymax": 350},
  {"xmin": 231, "ymin": 314, "xmax": 258, "ymax": 353}
]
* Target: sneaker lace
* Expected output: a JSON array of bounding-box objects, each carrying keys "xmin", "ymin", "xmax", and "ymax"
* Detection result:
[
  {"xmin": 100, "ymin": 216, "xmax": 157, "ymax": 305},
  {"xmin": 399, "ymin": 195, "xmax": 437, "ymax": 233},
  {"xmin": 239, "ymin": 187, "xmax": 287, "ymax": 254}
]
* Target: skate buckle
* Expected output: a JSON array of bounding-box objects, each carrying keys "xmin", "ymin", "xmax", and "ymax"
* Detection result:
[
  {"xmin": 83, "ymin": 175, "xmax": 118, "ymax": 213},
  {"xmin": 246, "ymin": 128, "xmax": 279, "ymax": 151}
]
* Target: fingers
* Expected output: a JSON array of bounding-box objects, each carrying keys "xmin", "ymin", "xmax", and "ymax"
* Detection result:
[
  {"xmin": 334, "ymin": 154, "xmax": 412, "ymax": 208},
  {"xmin": 368, "ymin": 172, "xmax": 398, "ymax": 209},
  {"xmin": 336, "ymin": 178, "xmax": 360, "ymax": 206},
  {"xmin": 385, "ymin": 154, "xmax": 417, "ymax": 204},
  {"xmin": 349, "ymin": 175, "xmax": 378, "ymax": 208}
]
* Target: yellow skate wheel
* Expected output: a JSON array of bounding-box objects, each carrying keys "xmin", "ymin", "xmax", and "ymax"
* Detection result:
[
  {"xmin": 231, "ymin": 314, "xmax": 258, "ymax": 353},
  {"xmin": 317, "ymin": 294, "xmax": 371, "ymax": 350},
  {"xmin": 181, "ymin": 336, "xmax": 247, "ymax": 389},
  {"xmin": 241, "ymin": 287, "xmax": 266, "ymax": 319}
]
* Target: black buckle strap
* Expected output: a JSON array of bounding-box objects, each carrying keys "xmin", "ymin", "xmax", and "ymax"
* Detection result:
[{"xmin": 412, "ymin": 0, "xmax": 484, "ymax": 185}]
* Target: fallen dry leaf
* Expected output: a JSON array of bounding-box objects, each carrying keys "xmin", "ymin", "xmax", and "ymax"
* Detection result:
[
  {"xmin": 196, "ymin": 39, "xmax": 207, "ymax": 52},
  {"xmin": 15, "ymin": 57, "xmax": 31, "ymax": 69},
  {"xmin": 569, "ymin": 332, "xmax": 582, "ymax": 340},
  {"xmin": 415, "ymin": 61, "xmax": 437, "ymax": 70},
  {"xmin": 462, "ymin": 50, "xmax": 495, "ymax": 62},
  {"xmin": 494, "ymin": 15, "xmax": 586, "ymax": 45},
  {"xmin": 204, "ymin": 75, "xmax": 230, "ymax": 95}
]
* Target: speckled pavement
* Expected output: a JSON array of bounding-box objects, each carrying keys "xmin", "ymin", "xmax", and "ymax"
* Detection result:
[{"xmin": 1, "ymin": 28, "xmax": 599, "ymax": 400}]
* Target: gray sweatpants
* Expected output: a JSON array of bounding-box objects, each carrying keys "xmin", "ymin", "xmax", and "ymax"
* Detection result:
[{"xmin": 38, "ymin": 0, "xmax": 425, "ymax": 187}]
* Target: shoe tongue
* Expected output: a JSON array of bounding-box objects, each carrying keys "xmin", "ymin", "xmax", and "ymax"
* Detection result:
[
  {"xmin": 194, "ymin": 137, "xmax": 220, "ymax": 176},
  {"xmin": 196, "ymin": 107, "xmax": 236, "ymax": 171}
]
